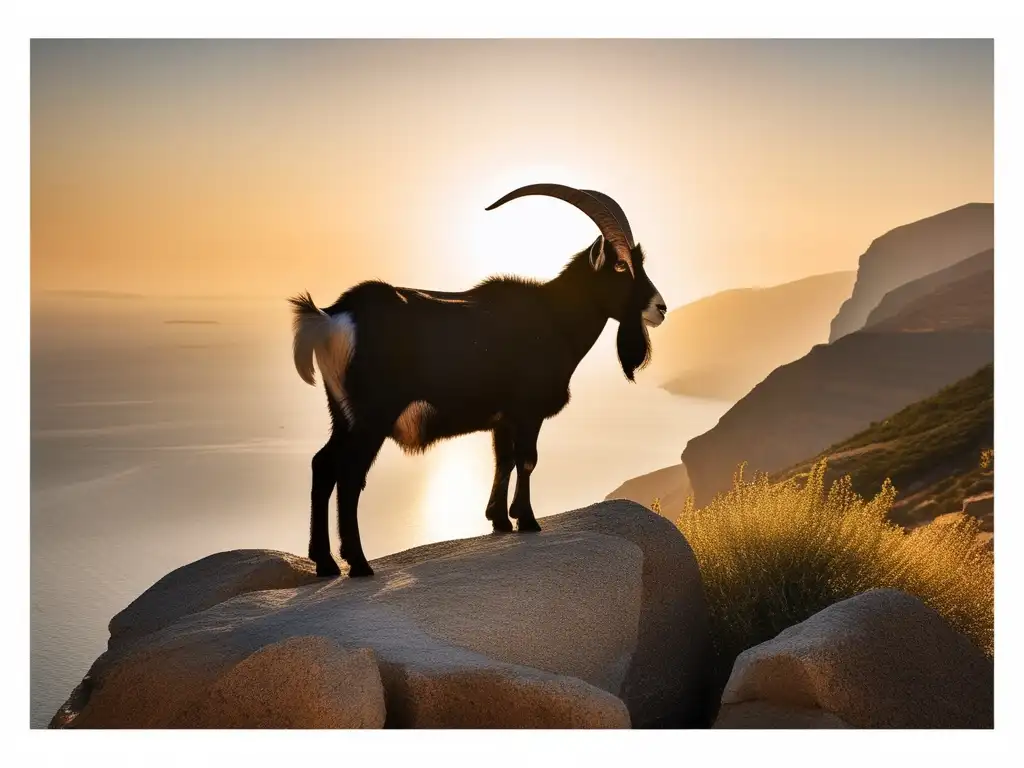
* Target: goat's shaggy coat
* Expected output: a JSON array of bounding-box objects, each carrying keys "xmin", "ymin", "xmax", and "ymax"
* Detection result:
[{"xmin": 291, "ymin": 187, "xmax": 665, "ymax": 578}]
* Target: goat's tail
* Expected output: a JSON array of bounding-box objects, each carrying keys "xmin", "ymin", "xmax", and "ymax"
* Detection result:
[{"xmin": 288, "ymin": 292, "xmax": 355, "ymax": 403}]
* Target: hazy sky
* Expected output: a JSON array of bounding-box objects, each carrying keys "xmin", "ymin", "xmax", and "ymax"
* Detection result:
[{"xmin": 31, "ymin": 39, "xmax": 993, "ymax": 307}]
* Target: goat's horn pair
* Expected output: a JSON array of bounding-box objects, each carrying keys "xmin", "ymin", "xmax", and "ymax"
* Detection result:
[{"xmin": 485, "ymin": 184, "xmax": 636, "ymax": 271}]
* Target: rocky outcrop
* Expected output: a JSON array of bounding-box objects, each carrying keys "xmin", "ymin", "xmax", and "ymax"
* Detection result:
[
  {"xmin": 864, "ymin": 248, "xmax": 993, "ymax": 329},
  {"xmin": 51, "ymin": 501, "xmax": 712, "ymax": 729},
  {"xmin": 829, "ymin": 203, "xmax": 993, "ymax": 341},
  {"xmin": 715, "ymin": 589, "xmax": 993, "ymax": 729},
  {"xmin": 682, "ymin": 329, "xmax": 993, "ymax": 506},
  {"xmin": 645, "ymin": 271, "xmax": 855, "ymax": 400}
]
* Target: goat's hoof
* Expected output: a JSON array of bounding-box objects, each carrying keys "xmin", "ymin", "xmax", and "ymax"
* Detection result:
[
  {"xmin": 314, "ymin": 559, "xmax": 342, "ymax": 578},
  {"xmin": 491, "ymin": 517, "xmax": 514, "ymax": 533},
  {"xmin": 347, "ymin": 563, "xmax": 375, "ymax": 578},
  {"xmin": 516, "ymin": 518, "xmax": 542, "ymax": 533}
]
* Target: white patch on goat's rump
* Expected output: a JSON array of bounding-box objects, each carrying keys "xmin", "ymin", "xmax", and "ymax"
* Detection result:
[
  {"xmin": 392, "ymin": 401, "xmax": 437, "ymax": 452},
  {"xmin": 292, "ymin": 309, "xmax": 358, "ymax": 425},
  {"xmin": 319, "ymin": 313, "xmax": 358, "ymax": 424}
]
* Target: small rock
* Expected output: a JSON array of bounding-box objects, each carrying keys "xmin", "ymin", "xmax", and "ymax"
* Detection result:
[{"xmin": 718, "ymin": 589, "xmax": 993, "ymax": 728}]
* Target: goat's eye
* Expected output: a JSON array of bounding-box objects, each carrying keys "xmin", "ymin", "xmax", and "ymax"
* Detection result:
[{"xmin": 614, "ymin": 261, "xmax": 628, "ymax": 273}]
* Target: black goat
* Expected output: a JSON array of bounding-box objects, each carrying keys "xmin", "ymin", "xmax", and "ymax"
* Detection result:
[{"xmin": 290, "ymin": 184, "xmax": 666, "ymax": 577}]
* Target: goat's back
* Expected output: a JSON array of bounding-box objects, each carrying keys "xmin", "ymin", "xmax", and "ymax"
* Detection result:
[{"xmin": 324, "ymin": 279, "xmax": 570, "ymax": 413}]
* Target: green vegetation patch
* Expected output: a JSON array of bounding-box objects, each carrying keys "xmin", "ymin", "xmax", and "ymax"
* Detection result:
[{"xmin": 777, "ymin": 364, "xmax": 993, "ymax": 525}]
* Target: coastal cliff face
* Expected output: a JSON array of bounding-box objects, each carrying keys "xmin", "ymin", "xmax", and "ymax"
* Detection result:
[
  {"xmin": 673, "ymin": 204, "xmax": 994, "ymax": 508},
  {"xmin": 828, "ymin": 203, "xmax": 993, "ymax": 342}
]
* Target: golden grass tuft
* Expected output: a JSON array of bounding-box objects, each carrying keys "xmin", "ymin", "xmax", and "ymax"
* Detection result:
[
  {"xmin": 670, "ymin": 459, "xmax": 993, "ymax": 671},
  {"xmin": 981, "ymin": 448, "xmax": 994, "ymax": 470}
]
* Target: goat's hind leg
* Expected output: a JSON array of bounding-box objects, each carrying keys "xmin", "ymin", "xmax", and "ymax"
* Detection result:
[
  {"xmin": 309, "ymin": 439, "xmax": 342, "ymax": 577},
  {"xmin": 484, "ymin": 421, "xmax": 515, "ymax": 533}
]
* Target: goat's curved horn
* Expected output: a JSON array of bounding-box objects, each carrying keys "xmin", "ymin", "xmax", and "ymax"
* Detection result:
[
  {"xmin": 581, "ymin": 189, "xmax": 634, "ymax": 249},
  {"xmin": 485, "ymin": 183, "xmax": 634, "ymax": 270}
]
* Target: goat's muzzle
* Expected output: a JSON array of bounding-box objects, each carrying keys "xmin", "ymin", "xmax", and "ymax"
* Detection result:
[{"xmin": 642, "ymin": 293, "xmax": 667, "ymax": 328}]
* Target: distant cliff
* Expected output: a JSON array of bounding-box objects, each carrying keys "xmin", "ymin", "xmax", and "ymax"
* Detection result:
[
  {"xmin": 864, "ymin": 249, "xmax": 993, "ymax": 331},
  {"xmin": 605, "ymin": 462, "xmax": 692, "ymax": 518},
  {"xmin": 646, "ymin": 271, "xmax": 856, "ymax": 400},
  {"xmin": 829, "ymin": 203, "xmax": 993, "ymax": 342}
]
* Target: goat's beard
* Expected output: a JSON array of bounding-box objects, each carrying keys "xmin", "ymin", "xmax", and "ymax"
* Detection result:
[{"xmin": 616, "ymin": 311, "xmax": 652, "ymax": 382}]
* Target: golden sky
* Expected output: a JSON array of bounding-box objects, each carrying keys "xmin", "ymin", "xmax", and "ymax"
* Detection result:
[{"xmin": 31, "ymin": 39, "xmax": 993, "ymax": 307}]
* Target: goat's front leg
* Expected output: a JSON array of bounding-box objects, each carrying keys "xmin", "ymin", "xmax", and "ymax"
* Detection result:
[
  {"xmin": 485, "ymin": 421, "xmax": 515, "ymax": 533},
  {"xmin": 509, "ymin": 419, "xmax": 542, "ymax": 533},
  {"xmin": 335, "ymin": 428, "xmax": 386, "ymax": 578}
]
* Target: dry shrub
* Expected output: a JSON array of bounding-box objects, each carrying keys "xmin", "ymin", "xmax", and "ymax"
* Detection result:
[{"xmin": 672, "ymin": 459, "xmax": 993, "ymax": 674}]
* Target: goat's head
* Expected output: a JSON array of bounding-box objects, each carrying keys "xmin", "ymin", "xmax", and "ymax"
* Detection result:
[{"xmin": 486, "ymin": 184, "xmax": 666, "ymax": 381}]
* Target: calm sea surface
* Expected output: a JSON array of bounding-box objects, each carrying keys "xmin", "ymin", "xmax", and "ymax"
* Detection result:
[{"xmin": 30, "ymin": 295, "xmax": 730, "ymax": 727}]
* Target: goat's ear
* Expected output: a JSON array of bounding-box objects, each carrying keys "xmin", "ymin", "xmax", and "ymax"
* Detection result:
[{"xmin": 588, "ymin": 235, "xmax": 607, "ymax": 271}]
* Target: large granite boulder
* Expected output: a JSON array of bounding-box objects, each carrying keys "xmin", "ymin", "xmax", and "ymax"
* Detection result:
[
  {"xmin": 715, "ymin": 589, "xmax": 993, "ymax": 728},
  {"xmin": 51, "ymin": 500, "xmax": 711, "ymax": 729}
]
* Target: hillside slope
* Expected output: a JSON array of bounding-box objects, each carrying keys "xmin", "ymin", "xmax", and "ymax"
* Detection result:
[
  {"xmin": 646, "ymin": 271, "xmax": 856, "ymax": 400},
  {"xmin": 775, "ymin": 364, "xmax": 993, "ymax": 530},
  {"xmin": 829, "ymin": 203, "xmax": 993, "ymax": 341},
  {"xmin": 869, "ymin": 269, "xmax": 993, "ymax": 333},
  {"xmin": 681, "ymin": 328, "xmax": 993, "ymax": 507},
  {"xmin": 864, "ymin": 248, "xmax": 993, "ymax": 329}
]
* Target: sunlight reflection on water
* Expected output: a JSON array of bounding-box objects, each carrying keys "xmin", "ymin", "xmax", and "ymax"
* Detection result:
[{"xmin": 417, "ymin": 433, "xmax": 494, "ymax": 546}]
